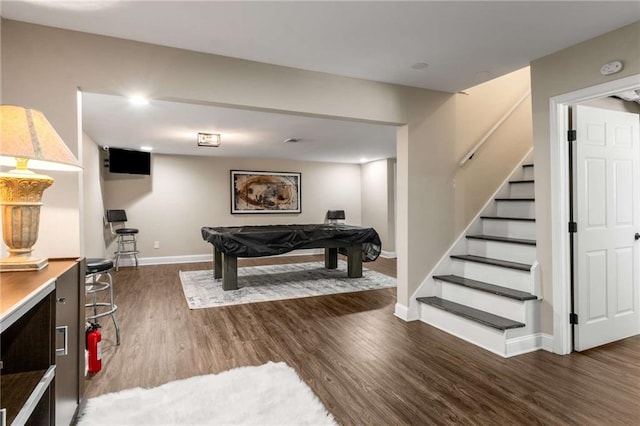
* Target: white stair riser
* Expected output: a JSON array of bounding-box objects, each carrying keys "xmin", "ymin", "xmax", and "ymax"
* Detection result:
[
  {"xmin": 420, "ymin": 304, "xmax": 508, "ymax": 356},
  {"xmin": 420, "ymin": 302, "xmax": 543, "ymax": 358},
  {"xmin": 496, "ymin": 200, "xmax": 535, "ymax": 218},
  {"xmin": 438, "ymin": 281, "xmax": 526, "ymax": 322},
  {"xmin": 509, "ymin": 182, "xmax": 535, "ymax": 198},
  {"xmin": 452, "ymin": 260, "xmax": 532, "ymax": 293},
  {"xmin": 482, "ymin": 220, "xmax": 536, "ymax": 239},
  {"xmin": 522, "ymin": 167, "xmax": 534, "ymax": 180},
  {"xmin": 467, "ymin": 239, "xmax": 537, "ymax": 264}
]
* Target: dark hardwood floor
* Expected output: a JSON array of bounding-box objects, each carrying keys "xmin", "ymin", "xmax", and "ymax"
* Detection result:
[{"xmin": 85, "ymin": 255, "xmax": 640, "ymax": 425}]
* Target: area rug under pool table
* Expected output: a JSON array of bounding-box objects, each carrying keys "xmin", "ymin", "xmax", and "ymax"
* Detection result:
[{"xmin": 179, "ymin": 260, "xmax": 396, "ymax": 309}]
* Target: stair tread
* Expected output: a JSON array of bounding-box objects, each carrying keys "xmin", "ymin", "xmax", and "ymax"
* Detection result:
[
  {"xmin": 416, "ymin": 296, "xmax": 525, "ymax": 330},
  {"xmin": 466, "ymin": 234, "xmax": 536, "ymax": 246},
  {"xmin": 433, "ymin": 274, "xmax": 537, "ymax": 300},
  {"xmin": 450, "ymin": 254, "xmax": 531, "ymax": 271},
  {"xmin": 509, "ymin": 179, "xmax": 535, "ymax": 184},
  {"xmin": 495, "ymin": 197, "xmax": 535, "ymax": 202},
  {"xmin": 481, "ymin": 216, "xmax": 535, "ymax": 222}
]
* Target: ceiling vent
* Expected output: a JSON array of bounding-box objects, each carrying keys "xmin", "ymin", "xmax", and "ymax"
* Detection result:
[{"xmin": 197, "ymin": 133, "xmax": 221, "ymax": 147}]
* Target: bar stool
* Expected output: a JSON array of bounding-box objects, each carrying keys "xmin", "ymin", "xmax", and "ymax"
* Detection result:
[
  {"xmin": 85, "ymin": 258, "xmax": 120, "ymax": 345},
  {"xmin": 106, "ymin": 209, "xmax": 139, "ymax": 271}
]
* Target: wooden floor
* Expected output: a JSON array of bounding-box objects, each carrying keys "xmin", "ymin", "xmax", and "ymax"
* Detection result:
[{"xmin": 85, "ymin": 255, "xmax": 640, "ymax": 425}]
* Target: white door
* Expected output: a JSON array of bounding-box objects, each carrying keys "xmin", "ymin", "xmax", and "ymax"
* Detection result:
[{"xmin": 574, "ymin": 105, "xmax": 640, "ymax": 351}]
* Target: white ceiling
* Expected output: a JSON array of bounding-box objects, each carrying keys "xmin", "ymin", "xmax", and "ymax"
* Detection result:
[
  {"xmin": 82, "ymin": 92, "xmax": 397, "ymax": 164},
  {"xmin": 3, "ymin": 1, "xmax": 639, "ymax": 163}
]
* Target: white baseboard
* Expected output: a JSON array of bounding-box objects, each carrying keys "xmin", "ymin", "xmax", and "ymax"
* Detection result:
[
  {"xmin": 394, "ymin": 303, "xmax": 419, "ymax": 322},
  {"xmin": 541, "ymin": 333, "xmax": 554, "ymax": 352},
  {"xmin": 381, "ymin": 250, "xmax": 397, "ymax": 259},
  {"xmin": 113, "ymin": 254, "xmax": 213, "ymax": 267},
  {"xmin": 505, "ymin": 332, "xmax": 554, "ymax": 357},
  {"xmin": 505, "ymin": 333, "xmax": 542, "ymax": 357}
]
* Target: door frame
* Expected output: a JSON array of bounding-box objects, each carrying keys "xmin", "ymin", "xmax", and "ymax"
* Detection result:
[{"xmin": 549, "ymin": 73, "xmax": 640, "ymax": 355}]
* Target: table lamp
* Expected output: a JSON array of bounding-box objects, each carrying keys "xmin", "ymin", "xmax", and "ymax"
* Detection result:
[{"xmin": 0, "ymin": 105, "xmax": 81, "ymax": 271}]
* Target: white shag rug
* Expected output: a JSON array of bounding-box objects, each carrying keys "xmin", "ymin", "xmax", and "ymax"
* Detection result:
[
  {"xmin": 180, "ymin": 260, "xmax": 396, "ymax": 309},
  {"xmin": 77, "ymin": 362, "xmax": 337, "ymax": 426}
]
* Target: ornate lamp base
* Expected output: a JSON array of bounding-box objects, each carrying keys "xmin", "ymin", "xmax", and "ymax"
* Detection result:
[
  {"xmin": 0, "ymin": 165, "xmax": 53, "ymax": 272},
  {"xmin": 0, "ymin": 255, "xmax": 48, "ymax": 271}
]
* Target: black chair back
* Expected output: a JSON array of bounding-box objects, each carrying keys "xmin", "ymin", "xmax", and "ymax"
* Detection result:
[{"xmin": 106, "ymin": 209, "xmax": 128, "ymax": 223}]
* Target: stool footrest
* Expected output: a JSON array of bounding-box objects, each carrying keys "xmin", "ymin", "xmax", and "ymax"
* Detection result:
[{"xmin": 85, "ymin": 303, "xmax": 118, "ymax": 320}]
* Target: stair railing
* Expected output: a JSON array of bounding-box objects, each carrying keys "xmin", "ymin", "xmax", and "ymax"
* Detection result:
[{"xmin": 459, "ymin": 90, "xmax": 531, "ymax": 167}]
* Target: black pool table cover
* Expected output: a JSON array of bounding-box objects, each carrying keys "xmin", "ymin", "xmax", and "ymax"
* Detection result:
[{"xmin": 201, "ymin": 224, "xmax": 381, "ymax": 261}]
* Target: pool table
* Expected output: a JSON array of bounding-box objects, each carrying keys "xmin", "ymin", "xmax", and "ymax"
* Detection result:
[{"xmin": 201, "ymin": 224, "xmax": 381, "ymax": 290}]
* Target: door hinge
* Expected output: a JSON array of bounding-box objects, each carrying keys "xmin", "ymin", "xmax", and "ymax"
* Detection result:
[
  {"xmin": 568, "ymin": 130, "xmax": 577, "ymax": 142},
  {"xmin": 569, "ymin": 222, "xmax": 577, "ymax": 233},
  {"xmin": 570, "ymin": 313, "xmax": 578, "ymax": 324}
]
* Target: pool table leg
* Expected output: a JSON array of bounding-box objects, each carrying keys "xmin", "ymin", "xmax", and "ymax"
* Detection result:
[
  {"xmin": 214, "ymin": 248, "xmax": 222, "ymax": 279},
  {"xmin": 325, "ymin": 247, "xmax": 338, "ymax": 269},
  {"xmin": 222, "ymin": 254, "xmax": 238, "ymax": 291},
  {"xmin": 347, "ymin": 244, "xmax": 363, "ymax": 278}
]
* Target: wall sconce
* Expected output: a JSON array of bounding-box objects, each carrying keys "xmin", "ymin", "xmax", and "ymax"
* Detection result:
[
  {"xmin": 0, "ymin": 105, "xmax": 81, "ymax": 271},
  {"xmin": 197, "ymin": 132, "xmax": 221, "ymax": 147}
]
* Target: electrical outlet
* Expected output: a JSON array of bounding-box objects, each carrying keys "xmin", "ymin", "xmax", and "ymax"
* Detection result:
[{"xmin": 153, "ymin": 241, "xmax": 160, "ymax": 249}]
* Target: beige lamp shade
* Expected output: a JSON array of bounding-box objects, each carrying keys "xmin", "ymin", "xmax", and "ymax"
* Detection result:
[{"xmin": 0, "ymin": 105, "xmax": 81, "ymax": 171}]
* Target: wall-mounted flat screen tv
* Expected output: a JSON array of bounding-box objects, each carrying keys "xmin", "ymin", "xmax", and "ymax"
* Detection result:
[{"xmin": 109, "ymin": 147, "xmax": 151, "ymax": 175}]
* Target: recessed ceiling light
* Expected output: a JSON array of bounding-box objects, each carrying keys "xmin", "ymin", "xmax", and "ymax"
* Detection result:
[
  {"xmin": 411, "ymin": 62, "xmax": 429, "ymax": 70},
  {"xmin": 129, "ymin": 95, "xmax": 149, "ymax": 106},
  {"xmin": 140, "ymin": 146, "xmax": 153, "ymax": 152}
]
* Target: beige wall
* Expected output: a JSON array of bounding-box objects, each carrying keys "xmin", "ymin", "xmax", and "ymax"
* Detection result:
[
  {"xmin": 361, "ymin": 158, "xmax": 395, "ymax": 253},
  {"xmin": 530, "ymin": 21, "xmax": 640, "ymax": 334},
  {"xmin": 398, "ymin": 92, "xmax": 457, "ymax": 306},
  {"xmin": 82, "ymin": 132, "xmax": 108, "ymax": 258},
  {"xmin": 1, "ymin": 19, "xmax": 465, "ymax": 310},
  {"xmin": 100, "ymin": 152, "xmax": 362, "ymax": 258},
  {"xmin": 454, "ymin": 67, "xmax": 533, "ymax": 233}
]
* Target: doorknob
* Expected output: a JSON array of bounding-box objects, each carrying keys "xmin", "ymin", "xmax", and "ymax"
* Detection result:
[{"xmin": 636, "ymin": 233, "xmax": 640, "ymax": 241}]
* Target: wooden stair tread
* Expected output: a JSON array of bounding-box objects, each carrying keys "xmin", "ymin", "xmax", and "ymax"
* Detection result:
[
  {"xmin": 450, "ymin": 254, "xmax": 531, "ymax": 271},
  {"xmin": 494, "ymin": 197, "xmax": 535, "ymax": 202},
  {"xmin": 509, "ymin": 179, "xmax": 535, "ymax": 184},
  {"xmin": 466, "ymin": 234, "xmax": 536, "ymax": 246},
  {"xmin": 416, "ymin": 297, "xmax": 525, "ymax": 330},
  {"xmin": 480, "ymin": 216, "xmax": 535, "ymax": 222},
  {"xmin": 433, "ymin": 274, "xmax": 537, "ymax": 301}
]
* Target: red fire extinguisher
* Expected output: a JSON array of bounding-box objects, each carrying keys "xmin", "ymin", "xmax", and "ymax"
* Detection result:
[{"xmin": 86, "ymin": 323, "xmax": 102, "ymax": 373}]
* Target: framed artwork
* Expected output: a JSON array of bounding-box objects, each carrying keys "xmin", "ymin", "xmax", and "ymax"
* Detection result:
[{"xmin": 231, "ymin": 170, "xmax": 301, "ymax": 214}]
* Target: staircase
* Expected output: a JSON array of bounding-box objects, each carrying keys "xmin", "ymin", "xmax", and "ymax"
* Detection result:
[{"xmin": 416, "ymin": 156, "xmax": 542, "ymax": 357}]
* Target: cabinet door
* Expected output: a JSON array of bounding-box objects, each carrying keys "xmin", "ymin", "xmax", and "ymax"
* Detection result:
[{"xmin": 55, "ymin": 260, "xmax": 83, "ymax": 426}]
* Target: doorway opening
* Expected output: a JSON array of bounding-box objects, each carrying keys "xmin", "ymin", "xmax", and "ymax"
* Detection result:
[{"xmin": 549, "ymin": 73, "xmax": 640, "ymax": 355}]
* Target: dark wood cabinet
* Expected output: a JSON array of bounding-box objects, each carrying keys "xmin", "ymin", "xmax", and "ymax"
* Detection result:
[
  {"xmin": 54, "ymin": 259, "xmax": 85, "ymax": 426},
  {"xmin": 0, "ymin": 259, "xmax": 84, "ymax": 426}
]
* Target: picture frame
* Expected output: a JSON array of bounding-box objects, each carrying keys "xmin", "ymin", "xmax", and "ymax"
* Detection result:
[{"xmin": 231, "ymin": 170, "xmax": 301, "ymax": 214}]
